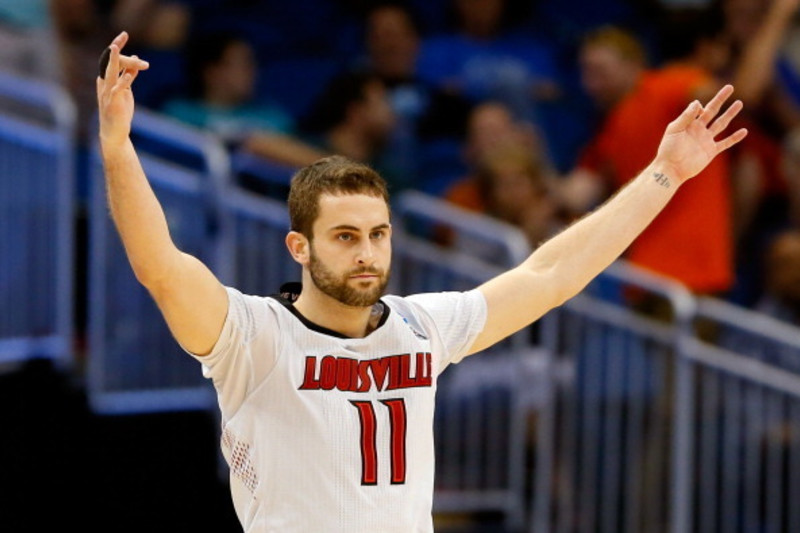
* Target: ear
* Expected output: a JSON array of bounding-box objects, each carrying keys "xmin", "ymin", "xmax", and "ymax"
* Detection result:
[{"xmin": 286, "ymin": 231, "xmax": 310, "ymax": 265}]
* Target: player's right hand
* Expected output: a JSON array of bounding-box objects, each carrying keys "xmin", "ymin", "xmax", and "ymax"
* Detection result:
[
  {"xmin": 653, "ymin": 84, "xmax": 746, "ymax": 186},
  {"xmin": 96, "ymin": 31, "xmax": 149, "ymax": 149}
]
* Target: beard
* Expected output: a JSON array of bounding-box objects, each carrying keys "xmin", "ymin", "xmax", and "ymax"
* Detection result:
[{"xmin": 308, "ymin": 248, "xmax": 390, "ymax": 307}]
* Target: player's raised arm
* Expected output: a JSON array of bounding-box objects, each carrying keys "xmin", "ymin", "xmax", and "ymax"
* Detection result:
[
  {"xmin": 96, "ymin": 31, "xmax": 228, "ymax": 356},
  {"xmin": 469, "ymin": 84, "xmax": 748, "ymax": 354}
]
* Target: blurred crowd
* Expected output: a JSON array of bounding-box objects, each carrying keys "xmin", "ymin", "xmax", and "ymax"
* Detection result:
[{"xmin": 6, "ymin": 0, "xmax": 800, "ymax": 325}]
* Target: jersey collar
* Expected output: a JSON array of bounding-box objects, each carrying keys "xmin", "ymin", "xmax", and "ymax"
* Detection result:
[{"xmin": 271, "ymin": 282, "xmax": 391, "ymax": 339}]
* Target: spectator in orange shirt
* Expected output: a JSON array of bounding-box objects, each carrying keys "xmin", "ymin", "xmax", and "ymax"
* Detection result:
[
  {"xmin": 557, "ymin": 25, "xmax": 734, "ymax": 295},
  {"xmin": 656, "ymin": 2, "xmax": 800, "ymax": 306}
]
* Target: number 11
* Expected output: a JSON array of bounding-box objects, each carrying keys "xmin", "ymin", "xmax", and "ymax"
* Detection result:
[{"xmin": 349, "ymin": 399, "xmax": 407, "ymax": 485}]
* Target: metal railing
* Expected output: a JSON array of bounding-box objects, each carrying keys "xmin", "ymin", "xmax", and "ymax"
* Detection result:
[
  {"xmin": 393, "ymin": 190, "xmax": 537, "ymax": 529},
  {"xmin": 529, "ymin": 262, "xmax": 693, "ymax": 533},
  {"xmin": 529, "ymin": 260, "xmax": 800, "ymax": 533},
  {"xmin": 673, "ymin": 297, "xmax": 800, "ymax": 533},
  {"xmin": 218, "ymin": 184, "xmax": 299, "ymax": 296},
  {"xmin": 0, "ymin": 70, "xmax": 76, "ymax": 369}
]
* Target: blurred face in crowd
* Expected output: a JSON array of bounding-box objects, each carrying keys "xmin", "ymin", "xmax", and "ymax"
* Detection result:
[
  {"xmin": 455, "ymin": 0, "xmax": 505, "ymax": 39},
  {"xmin": 486, "ymin": 160, "xmax": 544, "ymax": 222},
  {"xmin": 477, "ymin": 147, "xmax": 555, "ymax": 246},
  {"xmin": 204, "ymin": 40, "xmax": 257, "ymax": 105},
  {"xmin": 367, "ymin": 6, "xmax": 420, "ymax": 82},
  {"xmin": 692, "ymin": 33, "xmax": 732, "ymax": 75},
  {"xmin": 466, "ymin": 102, "xmax": 517, "ymax": 160},
  {"xmin": 465, "ymin": 102, "xmax": 541, "ymax": 167},
  {"xmin": 142, "ymin": 3, "xmax": 191, "ymax": 49},
  {"xmin": 356, "ymin": 80, "xmax": 396, "ymax": 140},
  {"xmin": 580, "ymin": 42, "xmax": 642, "ymax": 111}
]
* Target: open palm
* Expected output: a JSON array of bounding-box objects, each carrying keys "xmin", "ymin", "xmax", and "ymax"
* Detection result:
[{"xmin": 655, "ymin": 85, "xmax": 747, "ymax": 185}]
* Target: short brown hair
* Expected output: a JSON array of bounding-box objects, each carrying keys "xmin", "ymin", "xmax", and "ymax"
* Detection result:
[{"xmin": 288, "ymin": 155, "xmax": 390, "ymax": 238}]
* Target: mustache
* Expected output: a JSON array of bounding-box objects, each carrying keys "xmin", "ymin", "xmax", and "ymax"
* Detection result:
[{"xmin": 348, "ymin": 267, "xmax": 382, "ymax": 276}]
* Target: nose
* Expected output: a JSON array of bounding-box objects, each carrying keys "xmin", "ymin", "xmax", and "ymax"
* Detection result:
[{"xmin": 356, "ymin": 239, "xmax": 376, "ymax": 265}]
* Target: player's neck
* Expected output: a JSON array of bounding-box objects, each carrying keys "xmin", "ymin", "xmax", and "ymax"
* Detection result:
[{"xmin": 293, "ymin": 283, "xmax": 376, "ymax": 338}]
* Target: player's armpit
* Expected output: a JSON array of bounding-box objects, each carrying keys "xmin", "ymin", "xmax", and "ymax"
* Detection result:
[
  {"xmin": 147, "ymin": 252, "xmax": 229, "ymax": 357},
  {"xmin": 469, "ymin": 265, "xmax": 561, "ymax": 354}
]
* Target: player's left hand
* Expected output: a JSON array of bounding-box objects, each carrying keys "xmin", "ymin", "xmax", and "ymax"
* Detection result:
[
  {"xmin": 654, "ymin": 84, "xmax": 748, "ymax": 185},
  {"xmin": 96, "ymin": 31, "xmax": 150, "ymax": 149}
]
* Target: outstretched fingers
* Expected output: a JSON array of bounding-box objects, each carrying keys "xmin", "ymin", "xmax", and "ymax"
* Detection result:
[
  {"xmin": 715, "ymin": 127, "xmax": 748, "ymax": 153},
  {"xmin": 111, "ymin": 31, "xmax": 129, "ymax": 50},
  {"xmin": 103, "ymin": 43, "xmax": 121, "ymax": 84},
  {"xmin": 709, "ymin": 99, "xmax": 743, "ymax": 137},
  {"xmin": 702, "ymin": 88, "xmax": 748, "ymax": 153},
  {"xmin": 697, "ymin": 84, "xmax": 734, "ymax": 126},
  {"xmin": 669, "ymin": 99, "xmax": 703, "ymax": 131},
  {"xmin": 120, "ymin": 55, "xmax": 148, "ymax": 72},
  {"xmin": 112, "ymin": 69, "xmax": 139, "ymax": 95},
  {"xmin": 97, "ymin": 33, "xmax": 149, "ymax": 105},
  {"xmin": 99, "ymin": 32, "xmax": 148, "ymax": 83},
  {"xmin": 103, "ymin": 31, "xmax": 130, "ymax": 83}
]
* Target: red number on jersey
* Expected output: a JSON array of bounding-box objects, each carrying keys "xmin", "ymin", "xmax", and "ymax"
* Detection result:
[{"xmin": 350, "ymin": 399, "xmax": 408, "ymax": 485}]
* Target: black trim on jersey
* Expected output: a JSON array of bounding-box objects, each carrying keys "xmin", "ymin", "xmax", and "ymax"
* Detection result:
[
  {"xmin": 278, "ymin": 281, "xmax": 302, "ymax": 302},
  {"xmin": 269, "ymin": 282, "xmax": 391, "ymax": 339}
]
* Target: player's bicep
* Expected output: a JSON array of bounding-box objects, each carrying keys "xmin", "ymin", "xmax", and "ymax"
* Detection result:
[
  {"xmin": 469, "ymin": 266, "xmax": 560, "ymax": 354},
  {"xmin": 148, "ymin": 252, "xmax": 229, "ymax": 356}
]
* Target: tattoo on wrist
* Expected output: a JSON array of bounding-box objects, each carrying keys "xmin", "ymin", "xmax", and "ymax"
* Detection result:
[{"xmin": 653, "ymin": 172, "xmax": 671, "ymax": 188}]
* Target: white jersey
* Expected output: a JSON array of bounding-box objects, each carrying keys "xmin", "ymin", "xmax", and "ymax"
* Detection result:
[{"xmin": 190, "ymin": 285, "xmax": 488, "ymax": 533}]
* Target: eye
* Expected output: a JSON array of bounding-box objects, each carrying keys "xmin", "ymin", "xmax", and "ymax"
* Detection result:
[
  {"xmin": 337, "ymin": 233, "xmax": 354, "ymax": 242},
  {"xmin": 370, "ymin": 230, "xmax": 385, "ymax": 240}
]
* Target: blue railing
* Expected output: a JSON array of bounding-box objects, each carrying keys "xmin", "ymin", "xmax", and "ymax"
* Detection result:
[{"xmin": 0, "ymin": 70, "xmax": 75, "ymax": 369}]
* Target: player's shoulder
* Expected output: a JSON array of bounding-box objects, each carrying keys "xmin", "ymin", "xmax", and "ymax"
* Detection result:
[
  {"xmin": 226, "ymin": 286, "xmax": 283, "ymax": 309},
  {"xmin": 224, "ymin": 285, "xmax": 294, "ymax": 329},
  {"xmin": 382, "ymin": 292, "xmax": 444, "ymax": 311},
  {"xmin": 383, "ymin": 290, "xmax": 485, "ymax": 317}
]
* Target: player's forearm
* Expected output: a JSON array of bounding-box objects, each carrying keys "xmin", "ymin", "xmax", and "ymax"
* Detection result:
[
  {"xmin": 524, "ymin": 161, "xmax": 677, "ymax": 304},
  {"xmin": 102, "ymin": 137, "xmax": 182, "ymax": 287},
  {"xmin": 733, "ymin": 3, "xmax": 794, "ymax": 104}
]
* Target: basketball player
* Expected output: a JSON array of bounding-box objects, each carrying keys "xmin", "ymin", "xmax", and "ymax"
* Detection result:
[{"xmin": 96, "ymin": 31, "xmax": 747, "ymax": 532}]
